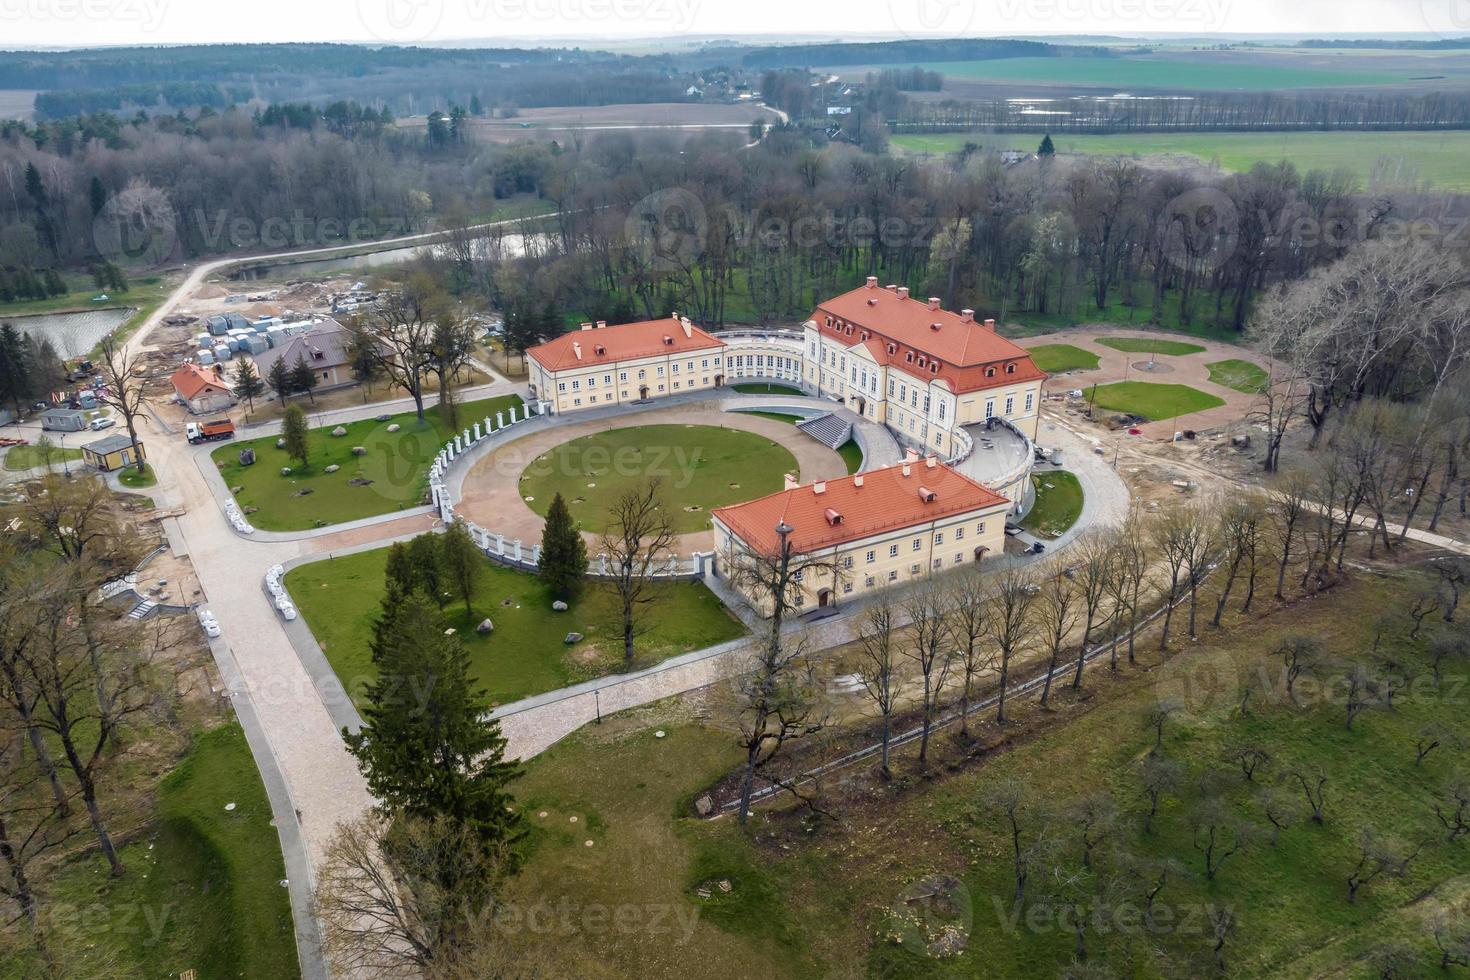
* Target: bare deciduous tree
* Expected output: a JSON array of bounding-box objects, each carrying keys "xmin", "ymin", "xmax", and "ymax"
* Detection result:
[
  {"xmin": 986, "ymin": 565, "xmax": 1037, "ymax": 725},
  {"xmin": 942, "ymin": 565, "xmax": 991, "ymax": 739},
  {"xmin": 902, "ymin": 580, "xmax": 953, "ymax": 767},
  {"xmin": 94, "ymin": 335, "xmax": 151, "ymax": 475},
  {"xmin": 600, "ymin": 479, "xmax": 676, "ymax": 664},
  {"xmin": 1036, "ymin": 558, "xmax": 1079, "ymax": 708},
  {"xmin": 855, "ymin": 599, "xmax": 903, "ymax": 778}
]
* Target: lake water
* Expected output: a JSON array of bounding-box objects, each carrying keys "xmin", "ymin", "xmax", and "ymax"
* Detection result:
[
  {"xmin": 1, "ymin": 308, "xmax": 135, "ymax": 358},
  {"xmin": 227, "ymin": 233, "xmax": 552, "ymax": 281}
]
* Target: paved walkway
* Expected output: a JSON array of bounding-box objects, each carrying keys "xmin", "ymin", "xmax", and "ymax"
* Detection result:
[
  {"xmin": 1017, "ymin": 328, "xmax": 1276, "ymax": 439},
  {"xmin": 454, "ymin": 403, "xmax": 850, "ymax": 553}
]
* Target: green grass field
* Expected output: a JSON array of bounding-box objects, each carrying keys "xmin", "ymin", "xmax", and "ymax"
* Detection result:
[
  {"xmin": 1207, "ymin": 358, "xmax": 1270, "ymax": 394},
  {"xmin": 14, "ymin": 724, "xmax": 297, "ymax": 979},
  {"xmin": 731, "ymin": 382, "xmax": 805, "ymax": 396},
  {"xmin": 1089, "ymin": 381, "xmax": 1226, "ymax": 421},
  {"xmin": 892, "ymin": 130, "xmax": 1470, "ymax": 192},
  {"xmin": 1020, "ymin": 469, "xmax": 1083, "ymax": 540},
  {"xmin": 117, "ymin": 463, "xmax": 157, "ymax": 488},
  {"xmin": 285, "ymin": 545, "xmax": 745, "ymax": 707},
  {"xmin": 1026, "ymin": 343, "xmax": 1100, "ymax": 374},
  {"xmin": 913, "ymin": 56, "xmax": 1400, "ymax": 91},
  {"xmin": 0, "ymin": 274, "xmax": 161, "ymax": 318},
  {"xmin": 214, "ymin": 395, "xmax": 521, "ymax": 531},
  {"xmin": 518, "ymin": 425, "xmax": 798, "ymax": 535},
  {"xmin": 837, "ymin": 439, "xmax": 863, "ymax": 475},
  {"xmin": 2, "ymin": 444, "xmax": 82, "ymax": 471},
  {"xmin": 508, "ymin": 564, "xmax": 1470, "ymax": 977},
  {"xmin": 1097, "ymin": 336, "xmax": 1207, "ymax": 356}
]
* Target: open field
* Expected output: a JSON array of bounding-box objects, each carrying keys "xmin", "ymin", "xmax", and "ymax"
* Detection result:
[
  {"xmin": 517, "ymin": 424, "xmax": 798, "ymax": 535},
  {"xmin": 508, "ymin": 561, "xmax": 1470, "ymax": 977},
  {"xmin": 1207, "ymin": 358, "xmax": 1270, "ymax": 394},
  {"xmin": 10, "ymin": 724, "xmax": 297, "ymax": 979},
  {"xmin": 1027, "ymin": 343, "xmax": 1100, "ymax": 374},
  {"xmin": 1098, "ymin": 336, "xmax": 1207, "ymax": 357},
  {"xmin": 285, "ymin": 544, "xmax": 745, "ymax": 707},
  {"xmin": 1019, "ymin": 469, "xmax": 1083, "ymax": 539},
  {"xmin": 0, "ymin": 89, "xmax": 37, "ymax": 121},
  {"xmin": 891, "ymin": 130, "xmax": 1470, "ymax": 191},
  {"xmin": 213, "ymin": 395, "xmax": 521, "ymax": 531},
  {"xmin": 396, "ymin": 103, "xmax": 780, "ymax": 143},
  {"xmin": 1088, "ymin": 381, "xmax": 1225, "ymax": 421}
]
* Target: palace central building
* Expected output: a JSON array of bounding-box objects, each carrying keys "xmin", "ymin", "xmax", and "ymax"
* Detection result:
[
  {"xmin": 527, "ymin": 314, "xmax": 726, "ymax": 414},
  {"xmin": 804, "ymin": 278, "xmax": 1045, "ymax": 458}
]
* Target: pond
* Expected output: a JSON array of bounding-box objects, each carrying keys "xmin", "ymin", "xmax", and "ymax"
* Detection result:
[
  {"xmin": 1, "ymin": 308, "xmax": 136, "ymax": 358},
  {"xmin": 227, "ymin": 233, "xmax": 552, "ymax": 281}
]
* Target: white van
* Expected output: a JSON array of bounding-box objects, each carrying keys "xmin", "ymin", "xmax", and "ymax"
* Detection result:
[{"xmin": 89, "ymin": 416, "xmax": 116, "ymax": 431}]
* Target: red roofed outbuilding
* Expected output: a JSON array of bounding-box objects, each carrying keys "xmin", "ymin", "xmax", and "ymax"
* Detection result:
[{"xmin": 169, "ymin": 363, "xmax": 235, "ymax": 415}]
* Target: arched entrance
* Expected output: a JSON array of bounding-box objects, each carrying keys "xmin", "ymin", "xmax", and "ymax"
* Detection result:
[
  {"xmin": 639, "ymin": 385, "xmax": 649, "ymax": 400},
  {"xmin": 855, "ymin": 397, "xmax": 867, "ymax": 416},
  {"xmin": 714, "ymin": 374, "xmax": 725, "ymax": 386},
  {"xmin": 818, "ymin": 588, "xmax": 833, "ymax": 608},
  {"xmin": 974, "ymin": 546, "xmax": 990, "ymax": 563}
]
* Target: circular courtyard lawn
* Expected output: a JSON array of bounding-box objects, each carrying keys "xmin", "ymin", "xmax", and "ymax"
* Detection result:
[
  {"xmin": 517, "ymin": 424, "xmax": 798, "ymax": 534},
  {"xmin": 1087, "ymin": 381, "xmax": 1225, "ymax": 422}
]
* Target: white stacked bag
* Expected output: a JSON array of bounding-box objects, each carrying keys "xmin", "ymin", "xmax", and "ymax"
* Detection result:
[
  {"xmin": 264, "ymin": 564, "xmax": 297, "ymax": 620},
  {"xmin": 223, "ymin": 498, "xmax": 255, "ymax": 534}
]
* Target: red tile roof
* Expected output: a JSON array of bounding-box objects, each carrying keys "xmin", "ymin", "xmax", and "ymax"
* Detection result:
[
  {"xmin": 712, "ymin": 459, "xmax": 1009, "ymax": 554},
  {"xmin": 528, "ymin": 316, "xmax": 725, "ymax": 372},
  {"xmin": 813, "ymin": 283, "xmax": 1046, "ymax": 394},
  {"xmin": 170, "ymin": 363, "xmax": 231, "ymax": 401}
]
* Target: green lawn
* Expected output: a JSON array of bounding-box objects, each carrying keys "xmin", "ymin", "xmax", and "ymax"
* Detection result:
[
  {"xmin": 837, "ymin": 439, "xmax": 863, "ymax": 475},
  {"xmin": 911, "ymin": 55, "xmax": 1400, "ymax": 91},
  {"xmin": 1019, "ymin": 469, "xmax": 1083, "ymax": 540},
  {"xmin": 893, "ymin": 130, "xmax": 1470, "ymax": 192},
  {"xmin": 1096, "ymin": 336, "xmax": 1207, "ymax": 356},
  {"xmin": 117, "ymin": 463, "xmax": 157, "ymax": 488},
  {"xmin": 0, "ymin": 274, "xmax": 161, "ymax": 317},
  {"xmin": 508, "ymin": 565, "xmax": 1470, "ymax": 977},
  {"xmin": 16, "ymin": 724, "xmax": 297, "ymax": 979},
  {"xmin": 2, "ymin": 444, "xmax": 82, "ymax": 471},
  {"xmin": 285, "ymin": 545, "xmax": 745, "ymax": 708},
  {"xmin": 518, "ymin": 424, "xmax": 798, "ymax": 535},
  {"xmin": 737, "ymin": 410, "xmax": 802, "ymax": 425},
  {"xmin": 1088, "ymin": 381, "xmax": 1225, "ymax": 422},
  {"xmin": 1207, "ymin": 357, "xmax": 1270, "ymax": 394},
  {"xmin": 1026, "ymin": 343, "xmax": 1100, "ymax": 374},
  {"xmin": 214, "ymin": 395, "xmax": 522, "ymax": 531},
  {"xmin": 731, "ymin": 382, "xmax": 805, "ymax": 396}
]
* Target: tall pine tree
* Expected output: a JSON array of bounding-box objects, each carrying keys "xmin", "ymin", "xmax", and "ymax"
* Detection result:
[
  {"xmin": 345, "ymin": 590, "xmax": 523, "ymax": 852},
  {"xmin": 539, "ymin": 492, "xmax": 587, "ymax": 603}
]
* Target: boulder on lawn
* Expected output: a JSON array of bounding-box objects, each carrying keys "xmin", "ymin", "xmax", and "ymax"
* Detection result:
[
  {"xmin": 552, "ymin": 600, "xmax": 568, "ymax": 612},
  {"xmin": 386, "ymin": 423, "xmax": 401, "ymax": 433},
  {"xmin": 375, "ymin": 414, "xmax": 391, "ymax": 422},
  {"xmin": 238, "ymin": 449, "xmax": 255, "ymax": 466},
  {"xmin": 324, "ymin": 464, "xmax": 340, "ymax": 474},
  {"xmin": 276, "ymin": 437, "xmax": 286, "ymax": 449},
  {"xmin": 476, "ymin": 618, "xmax": 494, "ymax": 635},
  {"xmin": 280, "ymin": 467, "xmax": 291, "ymax": 476},
  {"xmin": 695, "ymin": 795, "xmax": 713, "ymax": 817},
  {"xmin": 351, "ymin": 446, "xmax": 366, "ymax": 456},
  {"xmin": 563, "ymin": 632, "xmax": 584, "ymax": 645},
  {"xmin": 331, "ymin": 426, "xmax": 347, "ymax": 437}
]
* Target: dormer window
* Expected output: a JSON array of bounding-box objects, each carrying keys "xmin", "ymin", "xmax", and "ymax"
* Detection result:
[
  {"xmin": 1006, "ymin": 363, "xmax": 1017, "ymax": 374},
  {"xmin": 985, "ymin": 367, "xmax": 996, "ymax": 378},
  {"xmin": 930, "ymin": 363, "xmax": 939, "ymax": 374},
  {"xmin": 906, "ymin": 352, "xmax": 914, "ymax": 363},
  {"xmin": 887, "ymin": 344, "xmax": 897, "ymax": 355}
]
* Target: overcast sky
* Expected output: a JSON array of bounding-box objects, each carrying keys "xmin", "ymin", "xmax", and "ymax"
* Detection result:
[{"xmin": 0, "ymin": 0, "xmax": 1461, "ymax": 49}]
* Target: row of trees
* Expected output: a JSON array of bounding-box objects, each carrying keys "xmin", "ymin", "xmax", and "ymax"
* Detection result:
[
  {"xmin": 0, "ymin": 323, "xmax": 64, "ymax": 416},
  {"xmin": 0, "ymin": 477, "xmax": 185, "ymax": 964}
]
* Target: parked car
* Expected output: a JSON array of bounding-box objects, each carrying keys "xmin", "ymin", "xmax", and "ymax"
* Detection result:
[{"xmin": 89, "ymin": 416, "xmax": 115, "ymax": 431}]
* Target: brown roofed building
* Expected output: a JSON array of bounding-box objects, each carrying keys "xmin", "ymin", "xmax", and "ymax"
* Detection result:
[
  {"xmin": 527, "ymin": 314, "xmax": 728, "ymax": 414},
  {"xmin": 254, "ymin": 318, "xmax": 358, "ymax": 393},
  {"xmin": 169, "ymin": 363, "xmax": 236, "ymax": 415},
  {"xmin": 803, "ymin": 278, "xmax": 1046, "ymax": 457},
  {"xmin": 711, "ymin": 455, "xmax": 1010, "ymax": 615}
]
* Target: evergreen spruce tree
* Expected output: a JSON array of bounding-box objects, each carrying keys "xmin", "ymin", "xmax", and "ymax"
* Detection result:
[
  {"xmin": 289, "ymin": 353, "xmax": 319, "ymax": 404},
  {"xmin": 539, "ymin": 492, "xmax": 588, "ymax": 603},
  {"xmin": 266, "ymin": 356, "xmax": 292, "ymax": 405},
  {"xmin": 408, "ymin": 533, "xmax": 445, "ymax": 607},
  {"xmin": 282, "ymin": 403, "xmax": 310, "ymax": 467},
  {"xmin": 440, "ymin": 521, "xmax": 482, "ymax": 616},
  {"xmin": 232, "ymin": 358, "xmax": 265, "ymax": 412},
  {"xmin": 384, "ymin": 540, "xmax": 419, "ymax": 597},
  {"xmin": 1038, "ymin": 133, "xmax": 1056, "ymax": 157},
  {"xmin": 345, "ymin": 590, "xmax": 523, "ymax": 852}
]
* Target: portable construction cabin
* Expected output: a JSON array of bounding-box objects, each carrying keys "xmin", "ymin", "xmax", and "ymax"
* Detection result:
[
  {"xmin": 206, "ymin": 314, "xmax": 231, "ymax": 336},
  {"xmin": 40, "ymin": 407, "xmax": 88, "ymax": 432},
  {"xmin": 82, "ymin": 434, "xmax": 145, "ymax": 472},
  {"xmin": 213, "ymin": 343, "xmax": 232, "ymax": 362}
]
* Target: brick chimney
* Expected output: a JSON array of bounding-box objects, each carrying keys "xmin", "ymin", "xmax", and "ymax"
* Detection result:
[
  {"xmin": 580, "ymin": 322, "xmax": 594, "ymax": 331},
  {"xmin": 865, "ymin": 276, "xmax": 878, "ymax": 288},
  {"xmin": 853, "ymin": 474, "xmax": 864, "ymax": 488},
  {"xmin": 680, "ymin": 316, "xmax": 693, "ymax": 339},
  {"xmin": 983, "ymin": 318, "xmax": 996, "ymax": 332},
  {"xmin": 925, "ymin": 455, "xmax": 938, "ymax": 469},
  {"xmin": 905, "ymin": 448, "xmax": 920, "ymax": 464},
  {"xmin": 571, "ymin": 341, "xmax": 583, "ymax": 361},
  {"xmin": 813, "ymin": 481, "xmax": 827, "ymax": 495},
  {"xmin": 960, "ymin": 309, "xmax": 975, "ymax": 323},
  {"xmin": 596, "ymin": 320, "xmax": 607, "ymax": 329},
  {"xmin": 928, "ymin": 297, "xmax": 941, "ymax": 311},
  {"xmin": 896, "ymin": 286, "xmax": 909, "ymax": 301}
]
